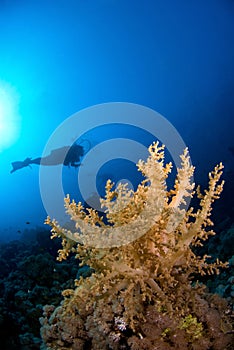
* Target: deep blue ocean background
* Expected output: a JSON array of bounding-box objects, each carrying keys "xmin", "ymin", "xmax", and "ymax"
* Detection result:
[{"xmin": 0, "ymin": 0, "xmax": 234, "ymax": 242}]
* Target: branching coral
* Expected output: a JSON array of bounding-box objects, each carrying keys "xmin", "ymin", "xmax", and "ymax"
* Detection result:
[{"xmin": 41, "ymin": 142, "xmax": 233, "ymax": 350}]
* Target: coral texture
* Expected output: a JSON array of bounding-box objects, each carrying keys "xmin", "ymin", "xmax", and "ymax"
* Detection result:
[{"xmin": 41, "ymin": 142, "xmax": 233, "ymax": 349}]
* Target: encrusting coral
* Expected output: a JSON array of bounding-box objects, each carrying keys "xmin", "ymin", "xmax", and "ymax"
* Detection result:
[{"xmin": 40, "ymin": 142, "xmax": 233, "ymax": 349}]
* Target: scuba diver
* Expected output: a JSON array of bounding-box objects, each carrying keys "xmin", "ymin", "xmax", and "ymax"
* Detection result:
[{"xmin": 10, "ymin": 141, "xmax": 90, "ymax": 174}]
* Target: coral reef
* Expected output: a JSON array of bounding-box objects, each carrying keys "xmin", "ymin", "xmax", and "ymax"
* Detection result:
[
  {"xmin": 41, "ymin": 142, "xmax": 233, "ymax": 349},
  {"xmin": 0, "ymin": 230, "xmax": 81, "ymax": 349}
]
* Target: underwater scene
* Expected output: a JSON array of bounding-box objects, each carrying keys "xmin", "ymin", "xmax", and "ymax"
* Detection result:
[{"xmin": 0, "ymin": 0, "xmax": 234, "ymax": 349}]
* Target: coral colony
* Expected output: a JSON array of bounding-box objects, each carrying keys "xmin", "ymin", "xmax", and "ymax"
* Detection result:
[{"xmin": 40, "ymin": 142, "xmax": 233, "ymax": 349}]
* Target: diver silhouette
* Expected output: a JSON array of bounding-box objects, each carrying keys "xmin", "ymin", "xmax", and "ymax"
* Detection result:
[{"xmin": 10, "ymin": 143, "xmax": 87, "ymax": 174}]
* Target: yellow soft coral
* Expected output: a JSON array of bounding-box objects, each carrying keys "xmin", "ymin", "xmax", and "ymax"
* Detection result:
[
  {"xmin": 45, "ymin": 141, "xmax": 228, "ymax": 336},
  {"xmin": 47, "ymin": 142, "xmax": 194, "ymax": 249}
]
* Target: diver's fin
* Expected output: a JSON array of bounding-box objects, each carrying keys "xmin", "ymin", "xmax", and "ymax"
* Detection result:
[
  {"xmin": 10, "ymin": 161, "xmax": 25, "ymax": 173},
  {"xmin": 10, "ymin": 158, "xmax": 33, "ymax": 173}
]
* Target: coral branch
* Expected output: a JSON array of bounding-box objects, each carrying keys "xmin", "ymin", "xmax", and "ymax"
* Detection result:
[{"xmin": 41, "ymin": 142, "xmax": 233, "ymax": 350}]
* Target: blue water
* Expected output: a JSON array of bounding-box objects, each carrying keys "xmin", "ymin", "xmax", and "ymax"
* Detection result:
[{"xmin": 0, "ymin": 0, "xmax": 233, "ymax": 241}]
